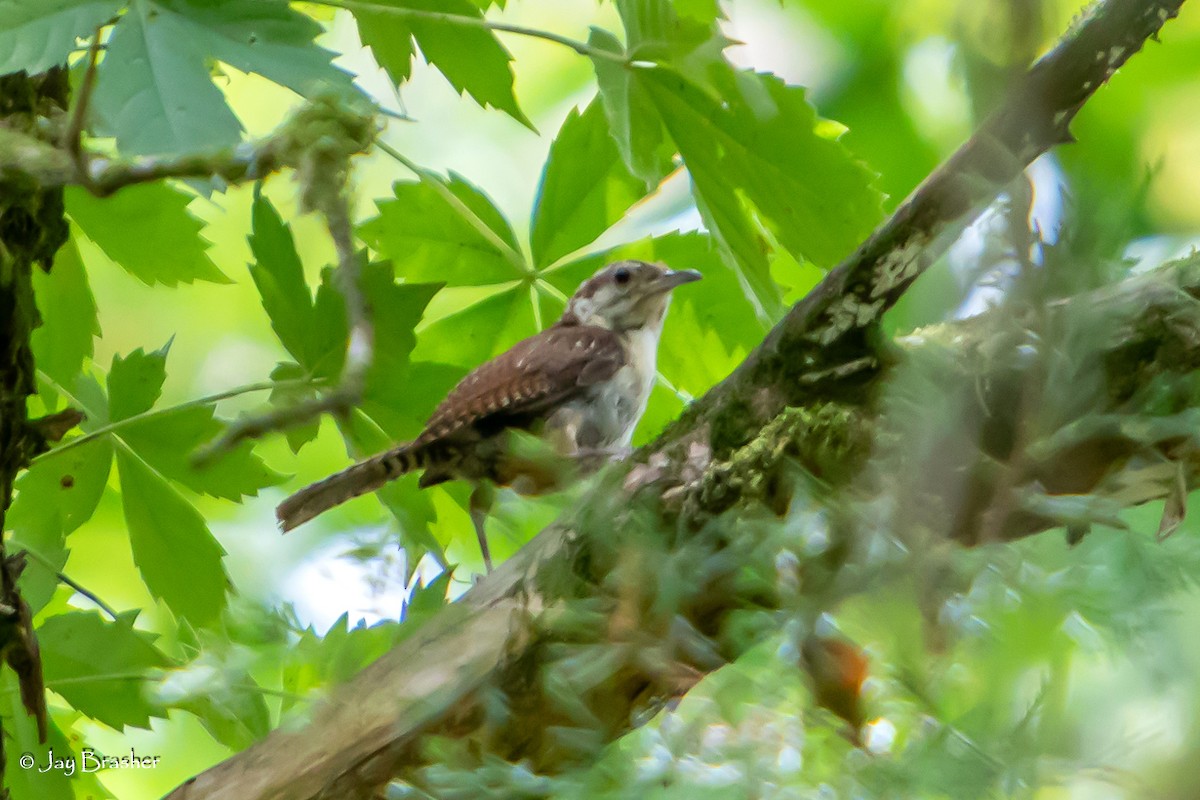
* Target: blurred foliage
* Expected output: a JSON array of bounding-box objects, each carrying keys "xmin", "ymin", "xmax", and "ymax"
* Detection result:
[{"xmin": 1, "ymin": 0, "xmax": 1200, "ymax": 798}]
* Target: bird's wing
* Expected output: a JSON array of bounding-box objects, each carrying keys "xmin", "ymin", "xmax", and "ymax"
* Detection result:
[{"xmin": 416, "ymin": 324, "xmax": 625, "ymax": 445}]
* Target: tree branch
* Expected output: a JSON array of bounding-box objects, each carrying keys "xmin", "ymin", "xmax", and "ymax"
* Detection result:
[
  {"xmin": 164, "ymin": 252, "xmax": 1200, "ymax": 800},
  {"xmin": 677, "ymin": 0, "xmax": 1187, "ymax": 460},
  {"xmin": 0, "ymin": 94, "xmax": 377, "ymax": 198},
  {"xmin": 162, "ymin": 1, "xmax": 1189, "ymax": 798}
]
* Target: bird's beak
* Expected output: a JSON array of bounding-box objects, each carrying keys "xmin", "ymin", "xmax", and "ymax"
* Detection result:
[{"xmin": 656, "ymin": 269, "xmax": 703, "ymax": 290}]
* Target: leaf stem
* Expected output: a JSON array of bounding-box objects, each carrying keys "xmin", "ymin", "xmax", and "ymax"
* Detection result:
[
  {"xmin": 528, "ymin": 282, "xmax": 544, "ymax": 330},
  {"xmin": 31, "ymin": 375, "xmax": 318, "ymax": 466},
  {"xmin": 311, "ymin": 0, "xmax": 627, "ymax": 63},
  {"xmin": 21, "ymin": 547, "xmax": 120, "ymax": 621},
  {"xmin": 532, "ymin": 279, "xmax": 568, "ymax": 305}
]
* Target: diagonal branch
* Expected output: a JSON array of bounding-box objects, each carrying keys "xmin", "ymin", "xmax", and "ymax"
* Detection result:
[
  {"xmin": 162, "ymin": 1, "xmax": 1189, "ymax": 798},
  {"xmin": 677, "ymin": 0, "xmax": 1187, "ymax": 460}
]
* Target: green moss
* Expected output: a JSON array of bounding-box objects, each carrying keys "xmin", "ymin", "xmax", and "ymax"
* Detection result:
[
  {"xmin": 705, "ymin": 391, "xmax": 759, "ymax": 456},
  {"xmin": 695, "ymin": 403, "xmax": 872, "ymax": 515},
  {"xmin": 274, "ymin": 93, "xmax": 378, "ymax": 216}
]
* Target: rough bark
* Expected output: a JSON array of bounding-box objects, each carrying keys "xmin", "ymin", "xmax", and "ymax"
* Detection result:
[
  {"xmin": 163, "ymin": 1, "xmax": 1190, "ymax": 798},
  {"xmin": 0, "ymin": 70, "xmax": 71, "ymax": 794}
]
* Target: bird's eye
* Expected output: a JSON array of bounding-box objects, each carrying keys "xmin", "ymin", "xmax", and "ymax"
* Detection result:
[{"xmin": 613, "ymin": 267, "xmax": 631, "ymax": 285}]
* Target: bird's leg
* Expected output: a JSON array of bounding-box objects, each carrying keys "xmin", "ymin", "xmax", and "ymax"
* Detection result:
[{"xmin": 469, "ymin": 482, "xmax": 496, "ymax": 572}]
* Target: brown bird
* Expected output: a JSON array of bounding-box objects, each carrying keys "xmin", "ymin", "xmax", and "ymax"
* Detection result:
[{"xmin": 277, "ymin": 260, "xmax": 702, "ymax": 568}]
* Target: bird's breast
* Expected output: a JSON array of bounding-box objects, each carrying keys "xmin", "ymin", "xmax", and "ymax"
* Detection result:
[{"xmin": 551, "ymin": 325, "xmax": 660, "ymax": 453}]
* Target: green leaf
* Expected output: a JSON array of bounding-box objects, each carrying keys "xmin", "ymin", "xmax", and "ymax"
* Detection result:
[
  {"xmin": 1, "ymin": 675, "xmax": 72, "ymax": 800},
  {"xmin": 411, "ymin": 282, "xmax": 536, "ymax": 368},
  {"xmin": 589, "ymin": 28, "xmax": 674, "ymax": 189},
  {"xmin": 250, "ymin": 226, "xmax": 441, "ymax": 394},
  {"xmin": 673, "ymin": 0, "xmax": 722, "ymax": 24},
  {"xmin": 641, "ymin": 68, "xmax": 883, "ymax": 312},
  {"xmin": 591, "ymin": 0, "xmax": 730, "ymax": 187},
  {"xmin": 65, "ymin": 374, "xmax": 107, "ymax": 432},
  {"xmin": 530, "ymin": 99, "xmax": 647, "ymax": 268},
  {"xmin": 157, "ymin": 0, "xmax": 352, "ymax": 98},
  {"xmin": 116, "ymin": 448, "xmax": 229, "ymax": 624},
  {"xmin": 0, "ymin": 0, "xmax": 122, "ymax": 75},
  {"xmin": 67, "ymin": 183, "xmax": 228, "ymax": 286},
  {"xmin": 38, "ymin": 612, "xmax": 169, "ymax": 730},
  {"xmin": 302, "ymin": 271, "xmax": 352, "ymax": 380},
  {"xmin": 282, "ymin": 615, "xmax": 403, "ymax": 707},
  {"xmin": 402, "ymin": 569, "xmax": 451, "ymax": 625},
  {"xmin": 592, "ymin": 4, "xmax": 879, "ymax": 317},
  {"xmin": 360, "ymin": 176, "xmax": 524, "ymax": 287},
  {"xmin": 174, "ymin": 674, "xmax": 271, "ymax": 750},
  {"xmin": 107, "ymin": 345, "xmax": 170, "ymax": 422},
  {"xmin": 248, "ymin": 195, "xmax": 316, "ymax": 366},
  {"xmin": 108, "ymin": 345, "xmax": 283, "ymax": 500},
  {"xmin": 8, "ymin": 440, "xmax": 113, "ymax": 613},
  {"xmin": 617, "ymin": 0, "xmax": 727, "ymax": 65},
  {"xmin": 647, "ymin": 68, "xmax": 883, "ymax": 266},
  {"xmin": 354, "ymin": 4, "xmax": 416, "ymax": 86},
  {"xmin": 363, "ymin": 267, "xmax": 442, "ymax": 396},
  {"xmin": 352, "ymin": 0, "xmax": 527, "ymax": 126},
  {"xmin": 359, "ymin": 360, "xmax": 463, "ymax": 442},
  {"xmin": 445, "ymin": 174, "xmax": 524, "ymax": 255},
  {"xmin": 94, "ymin": 0, "xmax": 243, "ymax": 155},
  {"xmin": 31, "ymin": 237, "xmax": 98, "ymax": 391},
  {"xmin": 94, "ymin": 0, "xmax": 350, "ymax": 155},
  {"xmin": 121, "ymin": 409, "xmax": 285, "ymax": 500}
]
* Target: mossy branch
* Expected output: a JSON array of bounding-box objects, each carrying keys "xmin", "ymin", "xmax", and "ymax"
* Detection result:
[{"xmin": 0, "ymin": 94, "xmax": 377, "ymax": 198}]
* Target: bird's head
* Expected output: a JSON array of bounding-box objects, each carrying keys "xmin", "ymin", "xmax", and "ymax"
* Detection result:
[{"xmin": 561, "ymin": 260, "xmax": 702, "ymax": 331}]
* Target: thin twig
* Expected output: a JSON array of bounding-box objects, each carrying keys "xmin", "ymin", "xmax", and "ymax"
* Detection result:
[
  {"xmin": 312, "ymin": 0, "xmax": 627, "ymax": 63},
  {"xmin": 22, "ymin": 548, "xmax": 119, "ymax": 621},
  {"xmin": 194, "ymin": 195, "xmax": 372, "ymax": 466},
  {"xmin": 325, "ymin": 196, "xmax": 373, "ymax": 404},
  {"xmin": 62, "ymin": 26, "xmax": 104, "ymax": 189}
]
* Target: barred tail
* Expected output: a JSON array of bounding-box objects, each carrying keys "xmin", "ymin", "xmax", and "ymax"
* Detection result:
[{"xmin": 276, "ymin": 444, "xmax": 425, "ymax": 532}]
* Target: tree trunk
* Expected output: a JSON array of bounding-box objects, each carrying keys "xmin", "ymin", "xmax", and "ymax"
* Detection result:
[{"xmin": 0, "ymin": 69, "xmax": 71, "ymax": 793}]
